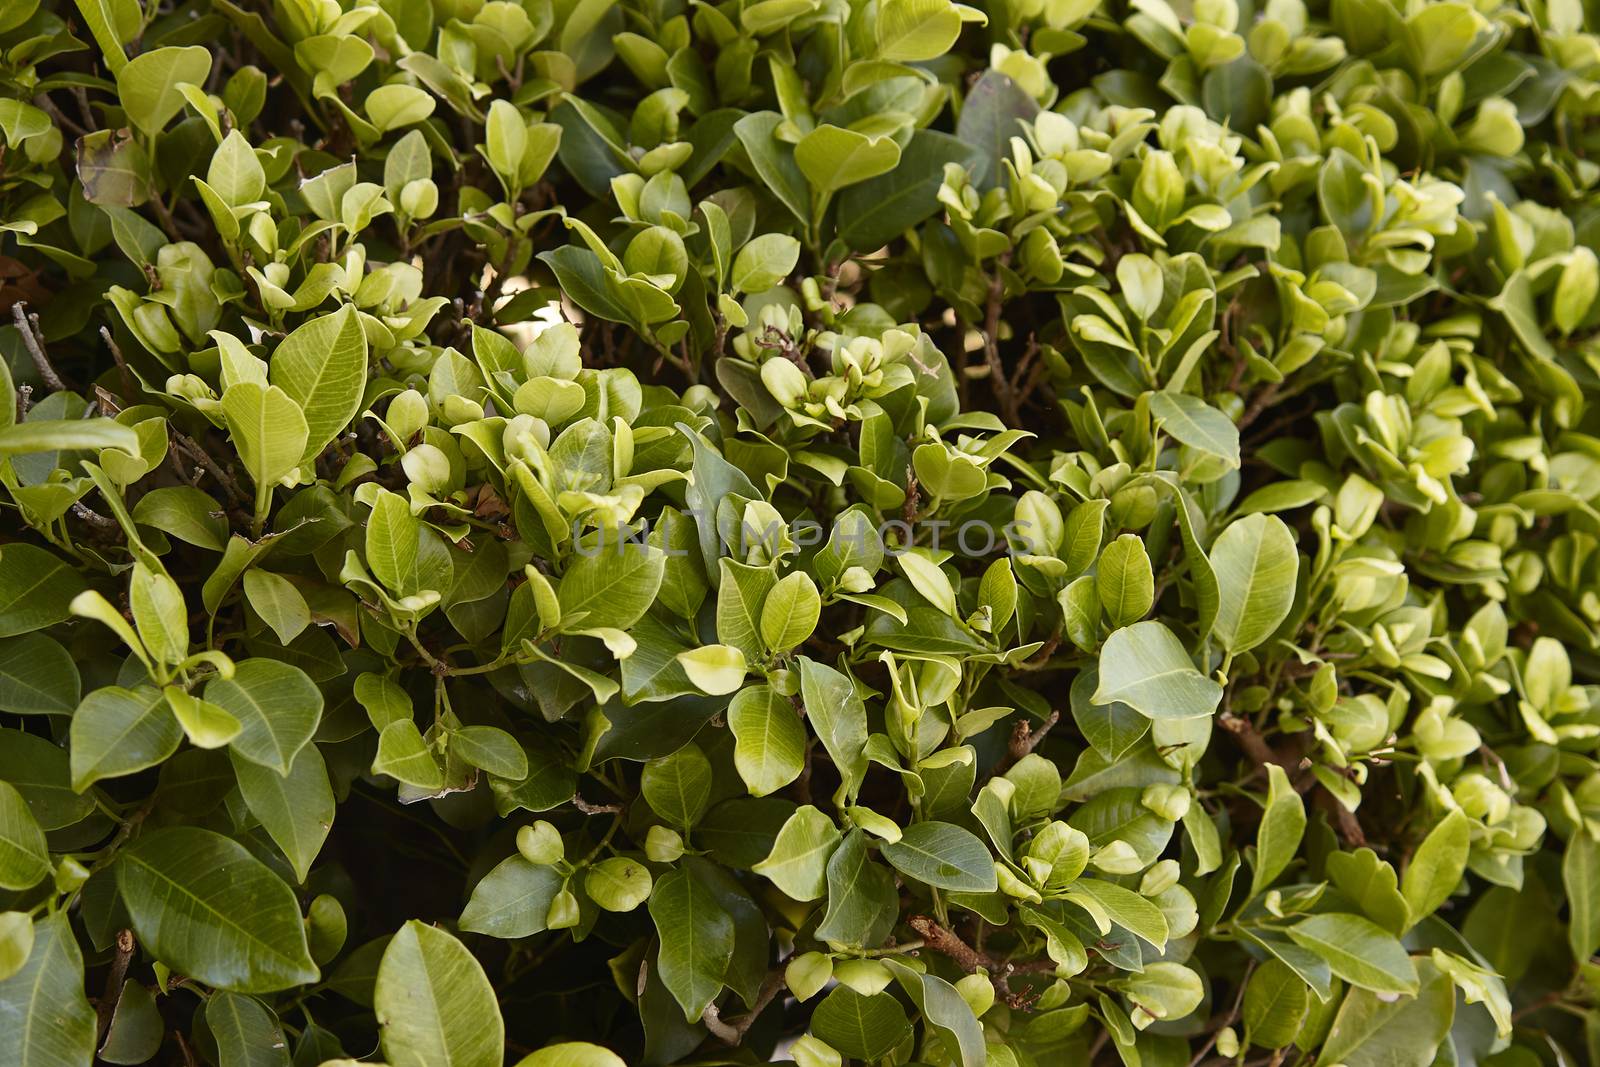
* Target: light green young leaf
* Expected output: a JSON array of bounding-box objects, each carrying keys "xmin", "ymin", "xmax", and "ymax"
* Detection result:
[
  {"xmin": 1251, "ymin": 764, "xmax": 1305, "ymax": 899},
  {"xmin": 1093, "ymin": 621, "xmax": 1223, "ymax": 720},
  {"xmin": 376, "ymin": 920, "xmax": 505, "ymax": 1067},
  {"xmin": 727, "ymin": 685, "xmax": 807, "ymax": 797},
  {"xmin": 116, "ymin": 46, "xmax": 213, "ymax": 135},
  {"xmin": 1401, "ymin": 809, "xmax": 1470, "ymax": 931},
  {"xmin": 1210, "ymin": 514, "xmax": 1299, "ymax": 655},
  {"xmin": 268, "ymin": 304, "xmax": 368, "ymax": 462}
]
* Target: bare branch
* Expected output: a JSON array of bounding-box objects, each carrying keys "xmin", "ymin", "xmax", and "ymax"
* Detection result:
[{"xmin": 13, "ymin": 302, "xmax": 65, "ymax": 392}]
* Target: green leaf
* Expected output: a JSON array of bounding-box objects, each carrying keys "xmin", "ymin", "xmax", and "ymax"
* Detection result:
[
  {"xmin": 243, "ymin": 570, "xmax": 311, "ymax": 645},
  {"xmin": 586, "ymin": 857, "xmax": 653, "ymax": 912},
  {"xmin": 230, "ymin": 744, "xmax": 334, "ymax": 883},
  {"xmin": 1064, "ymin": 878, "xmax": 1170, "ymax": 951},
  {"xmin": 1243, "ymin": 958, "xmax": 1309, "ymax": 1050},
  {"xmin": 0, "ymin": 782, "xmax": 48, "ymax": 891},
  {"xmin": 206, "ymin": 130, "xmax": 265, "ymax": 207},
  {"xmin": 0, "ymin": 544, "xmax": 85, "ymax": 637},
  {"xmin": 376, "ymin": 920, "xmax": 505, "ymax": 1067},
  {"xmin": 1564, "ymin": 831, "xmax": 1600, "ymax": 962},
  {"xmin": 73, "ymin": 0, "xmax": 140, "ymax": 72},
  {"xmin": 1097, "ymin": 534, "xmax": 1154, "ymax": 628},
  {"xmin": 760, "ymin": 571, "xmax": 821, "ymax": 651},
  {"xmin": 460, "ymin": 856, "xmax": 564, "ymax": 938},
  {"xmin": 1210, "ymin": 514, "xmax": 1299, "ymax": 655},
  {"xmin": 732, "ymin": 112, "xmax": 809, "ymax": 225},
  {"xmin": 648, "ymin": 866, "xmax": 734, "ymax": 1022},
  {"xmin": 0, "ymin": 912, "xmax": 30, "ymax": 983},
  {"xmin": 166, "ymin": 687, "xmax": 243, "ymax": 750},
  {"xmin": 132, "ymin": 486, "xmax": 229, "ymax": 550},
  {"xmin": 0, "ymin": 633, "xmax": 79, "ymax": 715},
  {"xmin": 641, "ymin": 743, "xmax": 713, "ymax": 830},
  {"xmin": 116, "ymin": 46, "xmax": 213, "ymax": 135},
  {"xmin": 1402, "ymin": 810, "xmax": 1470, "ymax": 931},
  {"xmin": 1285, "ymin": 913, "xmax": 1418, "ymax": 996},
  {"xmin": 815, "ymin": 830, "xmax": 898, "ymax": 948},
  {"xmin": 222, "ymin": 382, "xmax": 309, "ymax": 499},
  {"xmin": 365, "ymin": 488, "xmax": 451, "ymax": 599},
  {"xmin": 98, "ymin": 978, "xmax": 163, "ymax": 1064},
  {"xmin": 207, "ymin": 659, "xmax": 323, "ymax": 775},
  {"xmin": 727, "ymin": 685, "xmax": 806, "ymax": 798},
  {"xmin": 514, "ymin": 1044, "xmax": 627, "ymax": 1067},
  {"xmin": 0, "ymin": 913, "xmax": 95, "ymax": 1067},
  {"xmin": 884, "ymin": 959, "xmax": 986, "ymax": 1067},
  {"xmin": 797, "ymin": 657, "xmax": 869, "ymax": 802},
  {"xmin": 70, "ymin": 685, "xmax": 182, "ymax": 793},
  {"xmin": 1327, "ymin": 848, "xmax": 1409, "ymax": 936},
  {"xmin": 954, "ymin": 69, "xmax": 1039, "ymax": 188},
  {"xmin": 1251, "ymin": 764, "xmax": 1305, "ymax": 899},
  {"xmin": 675, "ymin": 644, "xmax": 748, "ymax": 695},
  {"xmin": 810, "ymin": 986, "xmax": 911, "ymax": 1059},
  {"xmin": 372, "ymin": 720, "xmax": 443, "ymax": 789},
  {"xmin": 558, "ymin": 542, "xmax": 665, "ymax": 630},
  {"xmin": 0, "ymin": 418, "xmax": 139, "ymax": 456},
  {"xmin": 1093, "ymin": 621, "xmax": 1223, "ymax": 720},
  {"xmin": 752, "ymin": 805, "xmax": 841, "ymax": 901},
  {"xmin": 837, "ymin": 129, "xmax": 983, "ymax": 251},
  {"xmin": 879, "ymin": 821, "xmax": 998, "ymax": 893},
  {"xmin": 796, "ymin": 125, "xmax": 902, "ymax": 196},
  {"xmin": 731, "ymin": 233, "xmax": 801, "ymax": 295},
  {"xmin": 1314, "ymin": 957, "xmax": 1453, "ymax": 1066},
  {"xmin": 451, "ymin": 726, "xmax": 529, "ymax": 780},
  {"xmin": 876, "ymin": 0, "xmax": 963, "ymax": 61},
  {"xmin": 268, "ymin": 305, "xmax": 368, "ymax": 462},
  {"xmin": 207, "ymin": 991, "xmax": 290, "ymax": 1067},
  {"xmin": 118, "ymin": 827, "xmax": 319, "ymax": 992},
  {"xmin": 1150, "ymin": 392, "xmax": 1241, "ymax": 468}
]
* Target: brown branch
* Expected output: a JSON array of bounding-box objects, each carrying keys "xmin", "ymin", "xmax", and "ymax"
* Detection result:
[
  {"xmin": 701, "ymin": 969, "xmax": 784, "ymax": 1044},
  {"xmin": 981, "ymin": 262, "xmax": 1018, "ymax": 425},
  {"xmin": 170, "ymin": 430, "xmax": 248, "ymax": 505},
  {"xmin": 95, "ymin": 929, "xmax": 135, "ymax": 1041},
  {"xmin": 572, "ymin": 793, "xmax": 622, "ymax": 815},
  {"xmin": 1218, "ymin": 713, "xmax": 1292, "ymax": 771},
  {"xmin": 71, "ymin": 501, "xmax": 118, "ymax": 529},
  {"xmin": 907, "ymin": 915, "xmax": 1047, "ymax": 1009},
  {"xmin": 101, "ymin": 327, "xmax": 139, "ymax": 403},
  {"xmin": 986, "ymin": 710, "xmax": 1060, "ymax": 779},
  {"xmin": 12, "ymin": 302, "xmax": 65, "ymax": 391},
  {"xmin": 1235, "ymin": 381, "xmax": 1281, "ymax": 431}
]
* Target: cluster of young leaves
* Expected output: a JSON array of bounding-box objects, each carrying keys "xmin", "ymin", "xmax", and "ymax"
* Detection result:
[{"xmin": 1, "ymin": 0, "xmax": 1600, "ymax": 1063}]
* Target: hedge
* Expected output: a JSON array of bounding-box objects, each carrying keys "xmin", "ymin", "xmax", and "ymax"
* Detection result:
[{"xmin": 0, "ymin": 0, "xmax": 1598, "ymax": 1064}]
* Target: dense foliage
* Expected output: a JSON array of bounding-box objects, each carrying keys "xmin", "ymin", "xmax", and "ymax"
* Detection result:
[{"xmin": 0, "ymin": 0, "xmax": 1598, "ymax": 1063}]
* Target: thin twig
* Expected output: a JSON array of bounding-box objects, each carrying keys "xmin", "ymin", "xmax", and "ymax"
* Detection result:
[
  {"xmin": 12, "ymin": 302, "xmax": 65, "ymax": 391},
  {"xmin": 72, "ymin": 502, "xmax": 118, "ymax": 529},
  {"xmin": 701, "ymin": 969, "xmax": 785, "ymax": 1044},
  {"xmin": 1185, "ymin": 960, "xmax": 1255, "ymax": 1067},
  {"xmin": 101, "ymin": 327, "xmax": 139, "ymax": 402},
  {"xmin": 170, "ymin": 430, "xmax": 248, "ymax": 504},
  {"xmin": 572, "ymin": 793, "xmax": 622, "ymax": 815}
]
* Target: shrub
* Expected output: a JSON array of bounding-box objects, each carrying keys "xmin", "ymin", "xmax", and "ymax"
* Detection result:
[{"xmin": 1, "ymin": 0, "xmax": 1599, "ymax": 1064}]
